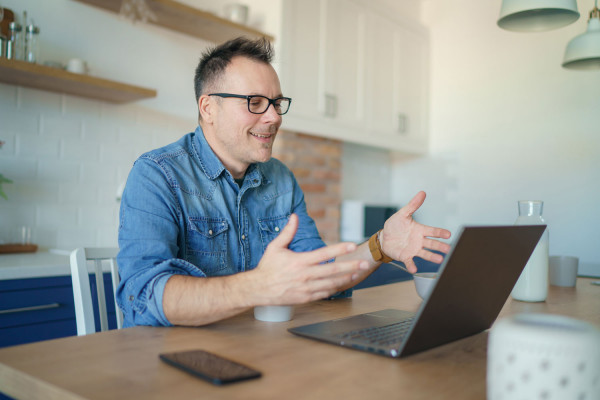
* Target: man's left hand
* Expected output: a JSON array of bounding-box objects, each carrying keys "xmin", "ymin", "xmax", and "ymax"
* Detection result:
[{"xmin": 380, "ymin": 191, "xmax": 451, "ymax": 273}]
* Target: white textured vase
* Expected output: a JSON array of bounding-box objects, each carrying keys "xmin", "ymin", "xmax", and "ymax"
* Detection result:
[{"xmin": 487, "ymin": 313, "xmax": 600, "ymax": 400}]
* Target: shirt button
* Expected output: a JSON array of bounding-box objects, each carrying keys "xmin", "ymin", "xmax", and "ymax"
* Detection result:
[
  {"xmin": 275, "ymin": 227, "xmax": 280, "ymax": 232},
  {"xmin": 129, "ymin": 295, "xmax": 134, "ymax": 301},
  {"xmin": 241, "ymin": 234, "xmax": 246, "ymax": 240},
  {"xmin": 208, "ymin": 229, "xmax": 213, "ymax": 235}
]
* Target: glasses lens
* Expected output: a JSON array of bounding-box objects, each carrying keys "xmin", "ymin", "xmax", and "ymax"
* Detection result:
[
  {"xmin": 247, "ymin": 96, "xmax": 290, "ymax": 115},
  {"xmin": 274, "ymin": 98, "xmax": 290, "ymax": 115},
  {"xmin": 248, "ymin": 96, "xmax": 269, "ymax": 114}
]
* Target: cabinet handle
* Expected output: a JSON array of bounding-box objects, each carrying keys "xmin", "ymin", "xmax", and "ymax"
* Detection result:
[
  {"xmin": 324, "ymin": 93, "xmax": 337, "ymax": 118},
  {"xmin": 0, "ymin": 303, "xmax": 61, "ymax": 315}
]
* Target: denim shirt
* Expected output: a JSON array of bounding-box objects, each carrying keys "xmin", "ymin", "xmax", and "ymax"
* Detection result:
[{"xmin": 117, "ymin": 127, "xmax": 349, "ymax": 327}]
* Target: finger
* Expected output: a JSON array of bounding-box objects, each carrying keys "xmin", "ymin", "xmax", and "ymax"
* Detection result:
[
  {"xmin": 424, "ymin": 226, "xmax": 452, "ymax": 240},
  {"xmin": 305, "ymin": 272, "xmax": 363, "ymax": 300},
  {"xmin": 308, "ymin": 259, "xmax": 368, "ymax": 280},
  {"xmin": 268, "ymin": 213, "xmax": 298, "ymax": 249},
  {"xmin": 403, "ymin": 258, "xmax": 418, "ymax": 274},
  {"xmin": 416, "ymin": 249, "xmax": 445, "ymax": 264},
  {"xmin": 402, "ymin": 191, "xmax": 426, "ymax": 217},
  {"xmin": 302, "ymin": 241, "xmax": 358, "ymax": 265},
  {"xmin": 423, "ymin": 238, "xmax": 451, "ymax": 254}
]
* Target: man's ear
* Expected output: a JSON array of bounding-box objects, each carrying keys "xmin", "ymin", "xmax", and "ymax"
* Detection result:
[{"xmin": 198, "ymin": 95, "xmax": 214, "ymax": 124}]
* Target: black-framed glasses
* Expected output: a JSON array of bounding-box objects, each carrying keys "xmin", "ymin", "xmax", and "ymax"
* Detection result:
[{"xmin": 208, "ymin": 93, "xmax": 292, "ymax": 115}]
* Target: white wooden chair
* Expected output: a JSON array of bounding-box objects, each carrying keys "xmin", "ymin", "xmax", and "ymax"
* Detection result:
[{"xmin": 70, "ymin": 247, "xmax": 123, "ymax": 336}]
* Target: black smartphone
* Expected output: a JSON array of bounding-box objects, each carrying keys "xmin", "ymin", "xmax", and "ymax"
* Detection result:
[{"xmin": 159, "ymin": 349, "xmax": 262, "ymax": 385}]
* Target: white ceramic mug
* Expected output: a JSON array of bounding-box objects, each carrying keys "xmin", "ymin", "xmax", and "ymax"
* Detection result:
[
  {"xmin": 223, "ymin": 3, "xmax": 249, "ymax": 24},
  {"xmin": 413, "ymin": 272, "xmax": 437, "ymax": 299},
  {"xmin": 549, "ymin": 255, "xmax": 578, "ymax": 287},
  {"xmin": 66, "ymin": 58, "xmax": 89, "ymax": 74},
  {"xmin": 254, "ymin": 305, "xmax": 294, "ymax": 322}
]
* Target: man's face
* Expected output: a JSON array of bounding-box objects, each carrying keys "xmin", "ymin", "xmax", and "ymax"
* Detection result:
[{"xmin": 200, "ymin": 56, "xmax": 283, "ymax": 179}]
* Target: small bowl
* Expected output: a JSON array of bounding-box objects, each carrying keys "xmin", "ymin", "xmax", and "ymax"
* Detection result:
[
  {"xmin": 413, "ymin": 272, "xmax": 438, "ymax": 299},
  {"xmin": 254, "ymin": 305, "xmax": 294, "ymax": 322}
]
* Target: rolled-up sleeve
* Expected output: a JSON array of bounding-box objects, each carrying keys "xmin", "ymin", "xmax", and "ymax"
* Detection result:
[{"xmin": 117, "ymin": 158, "xmax": 201, "ymax": 327}]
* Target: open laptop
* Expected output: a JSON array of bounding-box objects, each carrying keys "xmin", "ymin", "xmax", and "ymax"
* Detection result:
[{"xmin": 288, "ymin": 225, "xmax": 546, "ymax": 358}]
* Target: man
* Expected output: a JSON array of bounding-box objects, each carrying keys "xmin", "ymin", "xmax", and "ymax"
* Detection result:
[{"xmin": 117, "ymin": 37, "xmax": 450, "ymax": 327}]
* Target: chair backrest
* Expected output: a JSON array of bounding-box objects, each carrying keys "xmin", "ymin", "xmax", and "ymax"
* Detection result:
[{"xmin": 70, "ymin": 247, "xmax": 123, "ymax": 336}]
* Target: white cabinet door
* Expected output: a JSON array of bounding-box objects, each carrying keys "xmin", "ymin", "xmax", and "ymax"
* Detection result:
[
  {"xmin": 280, "ymin": 0, "xmax": 429, "ymax": 153},
  {"xmin": 279, "ymin": 0, "xmax": 323, "ymax": 121},
  {"xmin": 322, "ymin": 0, "xmax": 366, "ymax": 129},
  {"xmin": 394, "ymin": 25, "xmax": 429, "ymax": 152},
  {"xmin": 365, "ymin": 13, "xmax": 429, "ymax": 153}
]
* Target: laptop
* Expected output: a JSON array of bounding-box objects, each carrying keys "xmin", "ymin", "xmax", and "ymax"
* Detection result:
[{"xmin": 288, "ymin": 225, "xmax": 546, "ymax": 358}]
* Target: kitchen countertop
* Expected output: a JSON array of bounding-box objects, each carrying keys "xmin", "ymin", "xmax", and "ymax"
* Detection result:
[
  {"xmin": 1, "ymin": 250, "xmax": 597, "ymax": 282},
  {"xmin": 0, "ymin": 250, "xmax": 107, "ymax": 281}
]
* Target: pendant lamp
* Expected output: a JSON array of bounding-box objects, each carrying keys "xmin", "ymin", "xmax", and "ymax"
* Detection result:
[
  {"xmin": 562, "ymin": 2, "xmax": 600, "ymax": 69},
  {"xmin": 498, "ymin": 0, "xmax": 580, "ymax": 31}
]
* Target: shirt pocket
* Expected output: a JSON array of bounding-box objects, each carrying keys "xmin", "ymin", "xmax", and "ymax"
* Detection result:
[
  {"xmin": 258, "ymin": 214, "xmax": 290, "ymax": 251},
  {"xmin": 186, "ymin": 217, "xmax": 229, "ymax": 274}
]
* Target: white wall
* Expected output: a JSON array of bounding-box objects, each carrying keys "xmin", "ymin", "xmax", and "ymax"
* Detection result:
[
  {"xmin": 390, "ymin": 0, "xmax": 600, "ymax": 274},
  {"xmin": 0, "ymin": 0, "xmax": 276, "ymax": 249}
]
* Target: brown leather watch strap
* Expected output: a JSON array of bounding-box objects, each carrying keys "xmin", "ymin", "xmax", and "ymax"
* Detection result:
[{"xmin": 368, "ymin": 230, "xmax": 393, "ymax": 263}]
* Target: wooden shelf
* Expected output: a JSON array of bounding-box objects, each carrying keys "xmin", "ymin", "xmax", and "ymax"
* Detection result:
[
  {"xmin": 0, "ymin": 58, "xmax": 157, "ymax": 104},
  {"xmin": 73, "ymin": 0, "xmax": 275, "ymax": 43}
]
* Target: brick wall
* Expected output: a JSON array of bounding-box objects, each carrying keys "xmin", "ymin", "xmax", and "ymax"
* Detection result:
[{"xmin": 273, "ymin": 131, "xmax": 342, "ymax": 244}]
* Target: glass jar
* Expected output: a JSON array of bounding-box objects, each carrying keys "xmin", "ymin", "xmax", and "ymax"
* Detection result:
[
  {"xmin": 511, "ymin": 200, "xmax": 549, "ymax": 302},
  {"xmin": 24, "ymin": 24, "xmax": 39, "ymax": 63},
  {"xmin": 0, "ymin": 35, "xmax": 6, "ymax": 58},
  {"xmin": 6, "ymin": 21, "xmax": 22, "ymax": 60}
]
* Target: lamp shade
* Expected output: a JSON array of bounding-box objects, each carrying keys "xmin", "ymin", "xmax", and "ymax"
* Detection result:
[
  {"xmin": 563, "ymin": 18, "xmax": 600, "ymax": 69},
  {"xmin": 498, "ymin": 0, "xmax": 580, "ymax": 31}
]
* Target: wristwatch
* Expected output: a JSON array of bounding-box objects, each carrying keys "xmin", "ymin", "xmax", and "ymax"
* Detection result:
[{"xmin": 368, "ymin": 230, "xmax": 393, "ymax": 263}]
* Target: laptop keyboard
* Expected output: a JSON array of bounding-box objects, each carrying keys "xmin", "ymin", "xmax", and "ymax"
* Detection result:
[{"xmin": 338, "ymin": 318, "xmax": 415, "ymax": 346}]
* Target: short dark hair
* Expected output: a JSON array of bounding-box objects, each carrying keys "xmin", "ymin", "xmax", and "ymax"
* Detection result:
[{"xmin": 194, "ymin": 36, "xmax": 274, "ymax": 102}]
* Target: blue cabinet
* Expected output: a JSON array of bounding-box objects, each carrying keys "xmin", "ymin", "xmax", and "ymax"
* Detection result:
[
  {"xmin": 354, "ymin": 255, "xmax": 443, "ymax": 290},
  {"xmin": 0, "ymin": 274, "xmax": 118, "ymax": 348}
]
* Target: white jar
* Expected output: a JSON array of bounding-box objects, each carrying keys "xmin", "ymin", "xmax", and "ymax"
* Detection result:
[
  {"xmin": 511, "ymin": 200, "xmax": 548, "ymax": 302},
  {"xmin": 487, "ymin": 313, "xmax": 600, "ymax": 400}
]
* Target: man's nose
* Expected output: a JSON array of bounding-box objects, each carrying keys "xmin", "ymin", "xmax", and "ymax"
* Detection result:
[{"xmin": 261, "ymin": 103, "xmax": 282, "ymax": 123}]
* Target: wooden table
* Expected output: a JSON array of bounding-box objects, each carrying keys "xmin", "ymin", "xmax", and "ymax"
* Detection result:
[{"xmin": 1, "ymin": 279, "xmax": 598, "ymax": 400}]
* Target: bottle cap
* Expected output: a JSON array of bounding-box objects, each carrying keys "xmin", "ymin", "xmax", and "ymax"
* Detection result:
[
  {"xmin": 8, "ymin": 22, "xmax": 22, "ymax": 32},
  {"xmin": 26, "ymin": 25, "xmax": 40, "ymax": 34}
]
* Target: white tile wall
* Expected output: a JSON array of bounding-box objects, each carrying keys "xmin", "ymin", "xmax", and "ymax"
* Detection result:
[{"xmin": 0, "ymin": 83, "xmax": 193, "ymax": 251}]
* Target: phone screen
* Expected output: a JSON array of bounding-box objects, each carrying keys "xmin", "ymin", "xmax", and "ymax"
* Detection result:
[{"xmin": 159, "ymin": 349, "xmax": 262, "ymax": 385}]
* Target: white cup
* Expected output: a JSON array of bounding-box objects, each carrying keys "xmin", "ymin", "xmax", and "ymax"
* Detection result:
[
  {"xmin": 413, "ymin": 272, "xmax": 438, "ymax": 300},
  {"xmin": 66, "ymin": 58, "xmax": 89, "ymax": 74},
  {"xmin": 254, "ymin": 305, "xmax": 294, "ymax": 322},
  {"xmin": 223, "ymin": 3, "xmax": 249, "ymax": 24},
  {"xmin": 549, "ymin": 255, "xmax": 578, "ymax": 287}
]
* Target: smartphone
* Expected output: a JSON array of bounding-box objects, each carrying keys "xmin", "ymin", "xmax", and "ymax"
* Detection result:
[{"xmin": 159, "ymin": 349, "xmax": 262, "ymax": 385}]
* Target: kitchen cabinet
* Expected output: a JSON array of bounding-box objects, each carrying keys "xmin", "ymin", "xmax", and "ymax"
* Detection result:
[
  {"xmin": 279, "ymin": 0, "xmax": 429, "ymax": 153},
  {"xmin": 322, "ymin": 0, "xmax": 366, "ymax": 128},
  {"xmin": 0, "ymin": 274, "xmax": 118, "ymax": 348},
  {"xmin": 0, "ymin": 58, "xmax": 157, "ymax": 104},
  {"xmin": 73, "ymin": 0, "xmax": 274, "ymax": 43},
  {"xmin": 365, "ymin": 12, "xmax": 429, "ymax": 153}
]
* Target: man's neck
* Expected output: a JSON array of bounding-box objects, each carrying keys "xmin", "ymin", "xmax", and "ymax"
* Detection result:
[{"xmin": 200, "ymin": 124, "xmax": 248, "ymax": 179}]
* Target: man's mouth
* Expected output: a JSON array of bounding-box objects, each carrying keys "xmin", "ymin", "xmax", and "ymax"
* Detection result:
[{"xmin": 249, "ymin": 131, "xmax": 272, "ymax": 139}]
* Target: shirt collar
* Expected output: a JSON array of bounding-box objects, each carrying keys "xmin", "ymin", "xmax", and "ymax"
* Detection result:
[
  {"xmin": 192, "ymin": 125, "xmax": 269, "ymax": 186},
  {"xmin": 192, "ymin": 125, "xmax": 227, "ymax": 180}
]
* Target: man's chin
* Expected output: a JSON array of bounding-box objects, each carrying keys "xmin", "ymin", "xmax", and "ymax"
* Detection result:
[{"xmin": 255, "ymin": 148, "xmax": 273, "ymax": 163}]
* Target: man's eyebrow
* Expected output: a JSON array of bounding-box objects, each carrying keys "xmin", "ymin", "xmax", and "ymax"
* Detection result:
[{"xmin": 248, "ymin": 92, "xmax": 285, "ymax": 98}]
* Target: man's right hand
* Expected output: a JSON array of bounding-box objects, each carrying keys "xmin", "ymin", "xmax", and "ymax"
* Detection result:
[{"xmin": 246, "ymin": 213, "xmax": 369, "ymax": 305}]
